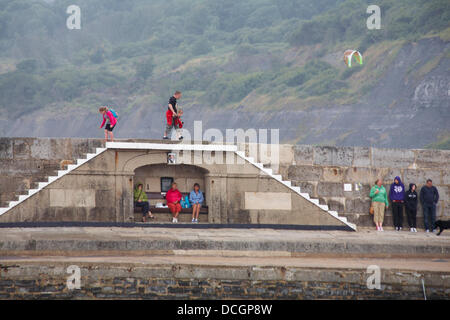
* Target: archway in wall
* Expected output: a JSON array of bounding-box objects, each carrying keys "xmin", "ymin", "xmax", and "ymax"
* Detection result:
[{"xmin": 133, "ymin": 163, "xmax": 209, "ymax": 207}]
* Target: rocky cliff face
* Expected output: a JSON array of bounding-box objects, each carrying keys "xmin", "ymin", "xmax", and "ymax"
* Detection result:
[{"xmin": 2, "ymin": 38, "xmax": 449, "ymax": 149}]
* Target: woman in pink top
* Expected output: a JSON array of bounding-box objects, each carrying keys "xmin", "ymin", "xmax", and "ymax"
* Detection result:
[
  {"xmin": 166, "ymin": 182, "xmax": 182, "ymax": 223},
  {"xmin": 99, "ymin": 107, "xmax": 117, "ymax": 142}
]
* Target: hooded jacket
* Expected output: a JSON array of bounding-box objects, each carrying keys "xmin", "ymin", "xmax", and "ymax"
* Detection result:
[
  {"xmin": 389, "ymin": 176, "xmax": 405, "ymax": 202},
  {"xmin": 404, "ymin": 183, "xmax": 418, "ymax": 210}
]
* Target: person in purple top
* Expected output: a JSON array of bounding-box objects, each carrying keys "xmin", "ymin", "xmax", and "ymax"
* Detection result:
[{"xmin": 389, "ymin": 176, "xmax": 405, "ymax": 231}]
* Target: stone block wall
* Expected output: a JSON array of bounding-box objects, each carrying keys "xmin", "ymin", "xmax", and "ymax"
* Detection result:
[
  {"xmin": 273, "ymin": 145, "xmax": 449, "ymax": 227},
  {"xmin": 0, "ymin": 263, "xmax": 448, "ymax": 299}
]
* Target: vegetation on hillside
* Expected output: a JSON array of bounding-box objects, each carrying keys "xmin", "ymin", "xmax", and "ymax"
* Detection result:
[{"xmin": 0, "ymin": 0, "xmax": 448, "ymax": 119}]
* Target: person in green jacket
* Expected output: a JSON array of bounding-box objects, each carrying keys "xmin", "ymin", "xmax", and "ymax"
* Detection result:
[
  {"xmin": 134, "ymin": 183, "xmax": 154, "ymax": 222},
  {"xmin": 369, "ymin": 178, "xmax": 389, "ymax": 231}
]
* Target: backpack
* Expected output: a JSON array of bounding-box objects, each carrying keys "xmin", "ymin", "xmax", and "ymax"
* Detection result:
[
  {"xmin": 181, "ymin": 195, "xmax": 191, "ymax": 209},
  {"xmin": 109, "ymin": 108, "xmax": 119, "ymax": 119}
]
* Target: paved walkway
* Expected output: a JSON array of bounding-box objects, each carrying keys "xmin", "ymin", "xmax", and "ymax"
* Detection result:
[
  {"xmin": 1, "ymin": 227, "xmax": 449, "ymax": 257},
  {"xmin": 1, "ymin": 225, "xmax": 448, "ymax": 242}
]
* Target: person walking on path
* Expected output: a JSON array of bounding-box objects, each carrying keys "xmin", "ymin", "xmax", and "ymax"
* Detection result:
[
  {"xmin": 389, "ymin": 176, "xmax": 405, "ymax": 231},
  {"xmin": 370, "ymin": 179, "xmax": 389, "ymax": 231},
  {"xmin": 163, "ymin": 91, "xmax": 182, "ymax": 140},
  {"xmin": 99, "ymin": 106, "xmax": 117, "ymax": 143},
  {"xmin": 404, "ymin": 183, "xmax": 418, "ymax": 232},
  {"xmin": 420, "ymin": 179, "xmax": 439, "ymax": 233}
]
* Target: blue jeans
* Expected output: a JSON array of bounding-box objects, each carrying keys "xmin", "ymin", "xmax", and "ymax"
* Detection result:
[
  {"xmin": 135, "ymin": 201, "xmax": 150, "ymax": 217},
  {"xmin": 423, "ymin": 203, "xmax": 436, "ymax": 231}
]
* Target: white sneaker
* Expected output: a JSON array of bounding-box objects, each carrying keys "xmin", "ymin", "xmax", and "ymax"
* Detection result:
[
  {"xmin": 426, "ymin": 229, "xmax": 429, "ymax": 233},
  {"xmin": 175, "ymin": 218, "xmax": 178, "ymax": 223},
  {"xmin": 172, "ymin": 218, "xmax": 176, "ymax": 223},
  {"xmin": 410, "ymin": 228, "xmax": 414, "ymax": 232},
  {"xmin": 380, "ymin": 226, "xmax": 384, "ymax": 232}
]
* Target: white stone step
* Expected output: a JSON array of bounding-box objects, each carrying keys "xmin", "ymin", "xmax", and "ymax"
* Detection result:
[
  {"xmin": 0, "ymin": 207, "xmax": 8, "ymax": 215},
  {"xmin": 300, "ymin": 193, "xmax": 310, "ymax": 199},
  {"xmin": 309, "ymin": 198, "xmax": 319, "ymax": 205},
  {"xmin": 328, "ymin": 211, "xmax": 339, "ymax": 217},
  {"xmin": 96, "ymin": 148, "xmax": 107, "ymax": 153},
  {"xmin": 8, "ymin": 201, "xmax": 19, "ymax": 208},
  {"xmin": 281, "ymin": 180, "xmax": 291, "ymax": 187},
  {"xmin": 339, "ymin": 216, "xmax": 348, "ymax": 223},
  {"xmin": 246, "ymin": 157, "xmax": 254, "ymax": 163},
  {"xmin": 28, "ymin": 189, "xmax": 39, "ymax": 197},
  {"xmin": 58, "ymin": 169, "xmax": 69, "ymax": 177},
  {"xmin": 291, "ymin": 186, "xmax": 301, "ymax": 193},
  {"xmin": 77, "ymin": 158, "xmax": 89, "ymax": 166},
  {"xmin": 347, "ymin": 222, "xmax": 357, "ymax": 230},
  {"xmin": 318, "ymin": 204, "xmax": 329, "ymax": 211},
  {"xmin": 253, "ymin": 162, "xmax": 264, "ymax": 169},
  {"xmin": 48, "ymin": 176, "xmax": 59, "ymax": 183},
  {"xmin": 18, "ymin": 195, "xmax": 28, "ymax": 202},
  {"xmin": 236, "ymin": 151, "xmax": 245, "ymax": 157},
  {"xmin": 262, "ymin": 168, "xmax": 273, "ymax": 175},
  {"xmin": 272, "ymin": 175, "xmax": 282, "ymax": 180},
  {"xmin": 67, "ymin": 164, "xmax": 77, "ymax": 171},
  {"xmin": 86, "ymin": 153, "xmax": 96, "ymax": 160},
  {"xmin": 38, "ymin": 182, "xmax": 49, "ymax": 189}
]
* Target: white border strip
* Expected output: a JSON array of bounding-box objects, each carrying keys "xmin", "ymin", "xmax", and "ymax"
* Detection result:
[{"xmin": 106, "ymin": 142, "xmax": 237, "ymax": 152}]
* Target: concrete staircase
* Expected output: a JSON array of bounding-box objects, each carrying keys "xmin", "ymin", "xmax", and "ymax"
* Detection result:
[
  {"xmin": 0, "ymin": 147, "xmax": 107, "ymax": 217},
  {"xmin": 0, "ymin": 141, "xmax": 356, "ymax": 230},
  {"xmin": 234, "ymin": 150, "xmax": 357, "ymax": 231}
]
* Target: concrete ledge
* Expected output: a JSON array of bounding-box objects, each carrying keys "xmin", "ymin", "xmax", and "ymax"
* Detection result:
[{"xmin": 1, "ymin": 227, "xmax": 449, "ymax": 257}]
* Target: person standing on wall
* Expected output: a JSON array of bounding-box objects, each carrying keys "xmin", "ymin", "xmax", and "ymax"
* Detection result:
[
  {"xmin": 370, "ymin": 179, "xmax": 389, "ymax": 231},
  {"xmin": 420, "ymin": 179, "xmax": 439, "ymax": 233},
  {"xmin": 99, "ymin": 106, "xmax": 118, "ymax": 143},
  {"xmin": 404, "ymin": 183, "xmax": 418, "ymax": 233},
  {"xmin": 389, "ymin": 176, "xmax": 405, "ymax": 231},
  {"xmin": 163, "ymin": 91, "xmax": 182, "ymax": 140}
]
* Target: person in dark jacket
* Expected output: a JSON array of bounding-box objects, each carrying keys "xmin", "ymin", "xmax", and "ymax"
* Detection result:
[
  {"xmin": 404, "ymin": 183, "xmax": 418, "ymax": 232},
  {"xmin": 389, "ymin": 176, "xmax": 405, "ymax": 231},
  {"xmin": 420, "ymin": 179, "xmax": 439, "ymax": 232}
]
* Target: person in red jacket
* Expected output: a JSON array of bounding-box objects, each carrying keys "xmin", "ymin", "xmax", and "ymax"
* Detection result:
[
  {"xmin": 99, "ymin": 107, "xmax": 117, "ymax": 143},
  {"xmin": 166, "ymin": 182, "xmax": 182, "ymax": 223}
]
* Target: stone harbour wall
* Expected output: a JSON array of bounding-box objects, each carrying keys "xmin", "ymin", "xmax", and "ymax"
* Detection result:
[
  {"xmin": 1, "ymin": 138, "xmax": 449, "ymax": 227},
  {"xmin": 0, "ymin": 263, "xmax": 448, "ymax": 300}
]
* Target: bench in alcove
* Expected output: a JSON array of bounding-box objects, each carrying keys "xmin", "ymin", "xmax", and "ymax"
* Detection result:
[{"xmin": 133, "ymin": 192, "xmax": 208, "ymax": 222}]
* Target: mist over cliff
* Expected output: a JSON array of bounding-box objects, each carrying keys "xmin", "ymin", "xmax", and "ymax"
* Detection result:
[{"xmin": 0, "ymin": 0, "xmax": 448, "ymax": 149}]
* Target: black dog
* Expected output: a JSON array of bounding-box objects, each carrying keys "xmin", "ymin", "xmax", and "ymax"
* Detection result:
[{"xmin": 434, "ymin": 220, "xmax": 450, "ymax": 236}]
